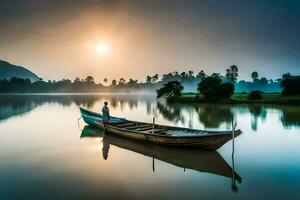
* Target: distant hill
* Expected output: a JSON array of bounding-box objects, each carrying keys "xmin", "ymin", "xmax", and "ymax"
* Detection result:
[{"xmin": 0, "ymin": 60, "xmax": 40, "ymax": 82}]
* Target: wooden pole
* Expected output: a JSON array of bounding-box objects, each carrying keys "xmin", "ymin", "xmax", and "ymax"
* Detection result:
[
  {"xmin": 232, "ymin": 117, "xmax": 235, "ymax": 142},
  {"xmin": 152, "ymin": 157, "xmax": 155, "ymax": 172},
  {"xmin": 231, "ymin": 117, "xmax": 238, "ymax": 192},
  {"xmin": 152, "ymin": 117, "xmax": 155, "ymax": 134},
  {"xmin": 231, "ymin": 117, "xmax": 236, "ymax": 159}
]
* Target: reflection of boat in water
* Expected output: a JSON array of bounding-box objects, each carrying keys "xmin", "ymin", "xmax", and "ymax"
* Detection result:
[
  {"xmin": 80, "ymin": 107, "xmax": 242, "ymax": 150},
  {"xmin": 81, "ymin": 126, "xmax": 242, "ymax": 183}
]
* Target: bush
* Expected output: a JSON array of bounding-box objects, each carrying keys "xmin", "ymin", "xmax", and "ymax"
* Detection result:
[
  {"xmin": 197, "ymin": 76, "xmax": 234, "ymax": 101},
  {"xmin": 248, "ymin": 90, "xmax": 262, "ymax": 100},
  {"xmin": 281, "ymin": 75, "xmax": 300, "ymax": 95}
]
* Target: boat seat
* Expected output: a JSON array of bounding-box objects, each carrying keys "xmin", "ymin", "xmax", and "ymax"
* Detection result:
[
  {"xmin": 115, "ymin": 123, "xmax": 136, "ymax": 128},
  {"xmin": 143, "ymin": 129, "xmax": 167, "ymax": 134},
  {"xmin": 136, "ymin": 126, "xmax": 153, "ymax": 131},
  {"xmin": 126, "ymin": 125, "xmax": 153, "ymax": 130}
]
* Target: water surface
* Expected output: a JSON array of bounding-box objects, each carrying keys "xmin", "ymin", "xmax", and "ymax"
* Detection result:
[{"xmin": 0, "ymin": 94, "xmax": 300, "ymax": 199}]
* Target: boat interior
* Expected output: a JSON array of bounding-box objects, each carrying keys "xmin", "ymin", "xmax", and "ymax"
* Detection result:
[{"xmin": 110, "ymin": 121, "xmax": 210, "ymax": 137}]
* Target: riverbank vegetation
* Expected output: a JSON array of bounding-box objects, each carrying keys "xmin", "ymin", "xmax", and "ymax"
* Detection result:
[
  {"xmin": 156, "ymin": 81, "xmax": 184, "ymax": 98},
  {"xmin": 167, "ymin": 93, "xmax": 300, "ymax": 105},
  {"xmin": 156, "ymin": 66, "xmax": 300, "ymax": 105},
  {"xmin": 0, "ymin": 65, "xmax": 299, "ymax": 97},
  {"xmin": 197, "ymin": 75, "xmax": 234, "ymax": 102}
]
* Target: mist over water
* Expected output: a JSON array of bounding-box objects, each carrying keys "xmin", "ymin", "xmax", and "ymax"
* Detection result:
[{"xmin": 0, "ymin": 94, "xmax": 300, "ymax": 199}]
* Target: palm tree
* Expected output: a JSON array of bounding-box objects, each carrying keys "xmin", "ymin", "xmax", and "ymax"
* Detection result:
[
  {"xmin": 152, "ymin": 74, "xmax": 159, "ymax": 83},
  {"xmin": 225, "ymin": 65, "xmax": 238, "ymax": 82}
]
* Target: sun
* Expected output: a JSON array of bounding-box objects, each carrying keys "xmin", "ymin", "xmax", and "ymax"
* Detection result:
[{"xmin": 96, "ymin": 43, "xmax": 109, "ymax": 55}]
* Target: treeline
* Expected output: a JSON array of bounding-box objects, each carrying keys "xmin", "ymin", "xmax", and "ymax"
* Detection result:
[
  {"xmin": 157, "ymin": 69, "xmax": 300, "ymax": 103},
  {"xmin": 0, "ymin": 76, "xmax": 157, "ymax": 93},
  {"xmin": 0, "ymin": 65, "xmax": 298, "ymax": 93}
]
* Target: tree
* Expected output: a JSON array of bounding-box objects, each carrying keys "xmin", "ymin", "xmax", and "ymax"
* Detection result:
[
  {"xmin": 281, "ymin": 75, "xmax": 300, "ymax": 95},
  {"xmin": 152, "ymin": 74, "xmax": 159, "ymax": 83},
  {"xmin": 128, "ymin": 78, "xmax": 138, "ymax": 86},
  {"xmin": 85, "ymin": 76, "xmax": 95, "ymax": 84},
  {"xmin": 196, "ymin": 70, "xmax": 206, "ymax": 80},
  {"xmin": 218, "ymin": 83, "xmax": 234, "ymax": 98},
  {"xmin": 103, "ymin": 78, "xmax": 108, "ymax": 85},
  {"xmin": 173, "ymin": 71, "xmax": 179, "ymax": 77},
  {"xmin": 282, "ymin": 73, "xmax": 291, "ymax": 80},
  {"xmin": 157, "ymin": 81, "xmax": 184, "ymax": 98},
  {"xmin": 111, "ymin": 79, "xmax": 117, "ymax": 87},
  {"xmin": 225, "ymin": 65, "xmax": 238, "ymax": 83},
  {"xmin": 162, "ymin": 72, "xmax": 174, "ymax": 82},
  {"xmin": 74, "ymin": 77, "xmax": 81, "ymax": 83},
  {"xmin": 180, "ymin": 72, "xmax": 187, "ymax": 80},
  {"xmin": 251, "ymin": 71, "xmax": 258, "ymax": 80},
  {"xmin": 146, "ymin": 75, "xmax": 152, "ymax": 83},
  {"xmin": 197, "ymin": 76, "xmax": 234, "ymax": 101},
  {"xmin": 188, "ymin": 70, "xmax": 194, "ymax": 78},
  {"xmin": 118, "ymin": 78, "xmax": 126, "ymax": 85},
  {"xmin": 198, "ymin": 76, "xmax": 222, "ymax": 101},
  {"xmin": 260, "ymin": 77, "xmax": 268, "ymax": 85},
  {"xmin": 211, "ymin": 73, "xmax": 220, "ymax": 78}
]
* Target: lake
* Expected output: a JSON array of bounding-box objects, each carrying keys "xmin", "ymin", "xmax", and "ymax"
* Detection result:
[{"xmin": 0, "ymin": 94, "xmax": 300, "ymax": 199}]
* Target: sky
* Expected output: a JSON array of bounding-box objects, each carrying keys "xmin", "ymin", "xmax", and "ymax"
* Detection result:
[{"xmin": 0, "ymin": 0, "xmax": 299, "ymax": 82}]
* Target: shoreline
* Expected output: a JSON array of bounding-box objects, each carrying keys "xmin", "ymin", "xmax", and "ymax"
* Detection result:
[
  {"xmin": 166, "ymin": 93, "xmax": 300, "ymax": 105},
  {"xmin": 1, "ymin": 92, "xmax": 299, "ymax": 105},
  {"xmin": 0, "ymin": 92, "xmax": 155, "ymax": 95}
]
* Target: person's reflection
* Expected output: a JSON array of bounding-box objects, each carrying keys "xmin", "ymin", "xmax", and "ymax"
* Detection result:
[
  {"xmin": 102, "ymin": 138, "xmax": 110, "ymax": 160},
  {"xmin": 110, "ymin": 99, "xmax": 118, "ymax": 108}
]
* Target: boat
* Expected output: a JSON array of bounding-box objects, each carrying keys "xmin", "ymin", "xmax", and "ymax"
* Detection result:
[
  {"xmin": 80, "ymin": 107, "xmax": 242, "ymax": 150},
  {"xmin": 81, "ymin": 125, "xmax": 242, "ymax": 184}
]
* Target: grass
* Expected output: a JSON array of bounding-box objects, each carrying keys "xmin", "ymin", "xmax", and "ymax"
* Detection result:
[{"xmin": 167, "ymin": 93, "xmax": 300, "ymax": 105}]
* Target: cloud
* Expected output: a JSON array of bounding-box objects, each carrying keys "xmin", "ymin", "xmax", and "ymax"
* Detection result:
[{"xmin": 0, "ymin": 0, "xmax": 299, "ymax": 80}]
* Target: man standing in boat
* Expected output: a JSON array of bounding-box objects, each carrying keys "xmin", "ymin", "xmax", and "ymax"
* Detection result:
[{"xmin": 102, "ymin": 101, "xmax": 110, "ymax": 123}]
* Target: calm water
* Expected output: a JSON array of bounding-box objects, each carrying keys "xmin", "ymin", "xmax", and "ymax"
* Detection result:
[{"xmin": 0, "ymin": 94, "xmax": 300, "ymax": 199}]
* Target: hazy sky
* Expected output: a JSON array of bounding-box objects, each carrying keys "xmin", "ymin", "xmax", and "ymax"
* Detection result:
[{"xmin": 0, "ymin": 0, "xmax": 299, "ymax": 82}]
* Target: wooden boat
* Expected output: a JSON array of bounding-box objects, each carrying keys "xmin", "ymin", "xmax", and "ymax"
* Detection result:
[
  {"xmin": 80, "ymin": 107, "xmax": 242, "ymax": 150},
  {"xmin": 81, "ymin": 125, "xmax": 242, "ymax": 183}
]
